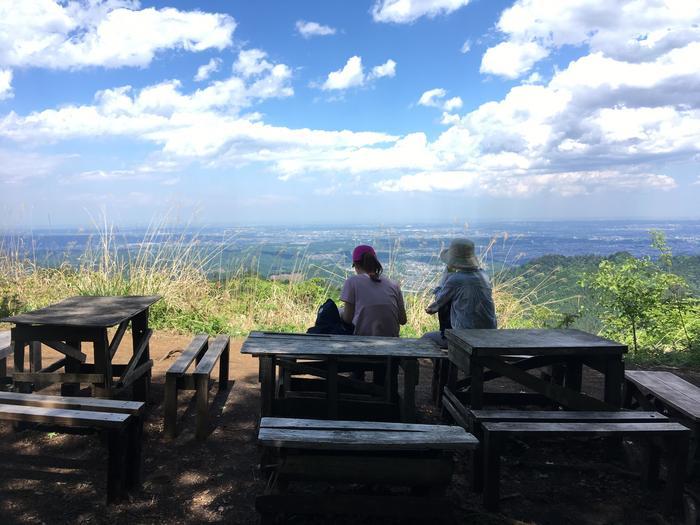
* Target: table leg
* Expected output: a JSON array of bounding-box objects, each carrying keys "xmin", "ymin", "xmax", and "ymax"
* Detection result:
[
  {"xmin": 29, "ymin": 341, "xmax": 42, "ymax": 372},
  {"xmin": 564, "ymin": 359, "xmax": 583, "ymax": 393},
  {"xmin": 93, "ymin": 330, "xmax": 111, "ymax": 398},
  {"xmin": 132, "ymin": 310, "xmax": 151, "ymax": 401},
  {"xmin": 12, "ymin": 335, "xmax": 31, "ymax": 393},
  {"xmin": 401, "ymin": 358, "xmax": 418, "ymax": 423},
  {"xmin": 604, "ymin": 356, "xmax": 624, "ymax": 409},
  {"xmin": 260, "ymin": 356, "xmax": 276, "ymax": 417},
  {"xmin": 62, "ymin": 340, "xmax": 81, "ymax": 396},
  {"xmin": 470, "ymin": 358, "xmax": 484, "ymax": 410}
]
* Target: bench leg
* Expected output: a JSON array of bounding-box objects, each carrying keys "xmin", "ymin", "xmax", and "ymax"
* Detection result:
[
  {"xmin": 107, "ymin": 428, "xmax": 128, "ymax": 503},
  {"xmin": 482, "ymin": 429, "xmax": 502, "ymax": 511},
  {"xmin": 663, "ymin": 434, "xmax": 690, "ymax": 516},
  {"xmin": 219, "ymin": 343, "xmax": 230, "ymax": 391},
  {"xmin": 196, "ymin": 373, "xmax": 210, "ymax": 441},
  {"xmin": 641, "ymin": 439, "xmax": 661, "ymax": 489},
  {"xmin": 164, "ymin": 373, "xmax": 178, "ymax": 439},
  {"xmin": 125, "ymin": 417, "xmax": 144, "ymax": 491}
]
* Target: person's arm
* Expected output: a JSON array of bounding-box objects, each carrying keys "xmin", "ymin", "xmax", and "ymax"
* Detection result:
[
  {"xmin": 341, "ymin": 301, "xmax": 355, "ymax": 324},
  {"xmin": 426, "ymin": 276, "xmax": 456, "ymax": 314},
  {"xmin": 340, "ymin": 277, "xmax": 355, "ymax": 325},
  {"xmin": 397, "ymin": 287, "xmax": 408, "ymax": 326}
]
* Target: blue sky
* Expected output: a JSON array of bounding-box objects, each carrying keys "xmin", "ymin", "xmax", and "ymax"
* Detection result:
[{"xmin": 1, "ymin": 0, "xmax": 699, "ymax": 227}]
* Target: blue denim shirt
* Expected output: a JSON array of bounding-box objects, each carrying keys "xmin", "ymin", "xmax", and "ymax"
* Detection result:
[{"xmin": 429, "ymin": 269, "xmax": 497, "ymax": 329}]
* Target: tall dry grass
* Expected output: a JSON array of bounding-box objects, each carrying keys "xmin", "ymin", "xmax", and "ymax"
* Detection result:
[{"xmin": 0, "ymin": 225, "xmax": 563, "ymax": 336}]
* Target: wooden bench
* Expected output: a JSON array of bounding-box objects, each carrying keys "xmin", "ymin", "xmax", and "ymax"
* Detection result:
[
  {"xmin": 625, "ymin": 370, "xmax": 700, "ymax": 454},
  {"xmin": 0, "ymin": 391, "xmax": 144, "ymax": 503},
  {"xmin": 257, "ymin": 417, "xmax": 478, "ymax": 524},
  {"xmin": 466, "ymin": 409, "xmax": 689, "ymax": 514},
  {"xmin": 164, "ymin": 334, "xmax": 230, "ymax": 440}
]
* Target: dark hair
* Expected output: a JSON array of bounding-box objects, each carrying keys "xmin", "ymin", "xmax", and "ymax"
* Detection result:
[{"xmin": 355, "ymin": 252, "xmax": 383, "ymax": 282}]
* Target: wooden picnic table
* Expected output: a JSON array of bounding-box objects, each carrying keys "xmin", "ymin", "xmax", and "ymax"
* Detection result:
[
  {"xmin": 1, "ymin": 295, "xmax": 161, "ymax": 400},
  {"xmin": 241, "ymin": 331, "xmax": 444, "ymax": 422},
  {"xmin": 445, "ymin": 328, "xmax": 628, "ymax": 411}
]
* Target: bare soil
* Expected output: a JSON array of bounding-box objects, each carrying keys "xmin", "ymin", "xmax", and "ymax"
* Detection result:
[{"xmin": 0, "ymin": 332, "xmax": 698, "ymax": 524}]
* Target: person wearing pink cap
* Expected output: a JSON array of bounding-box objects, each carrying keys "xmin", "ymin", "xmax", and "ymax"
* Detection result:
[{"xmin": 340, "ymin": 245, "xmax": 407, "ymax": 337}]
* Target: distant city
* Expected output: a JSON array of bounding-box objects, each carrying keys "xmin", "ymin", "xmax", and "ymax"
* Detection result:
[{"xmin": 2, "ymin": 220, "xmax": 700, "ymax": 291}]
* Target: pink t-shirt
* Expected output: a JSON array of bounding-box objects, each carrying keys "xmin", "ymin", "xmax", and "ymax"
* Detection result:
[{"xmin": 340, "ymin": 274, "xmax": 406, "ymax": 337}]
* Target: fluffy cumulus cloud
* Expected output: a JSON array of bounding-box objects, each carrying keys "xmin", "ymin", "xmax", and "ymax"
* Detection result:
[
  {"xmin": 194, "ymin": 58, "xmax": 221, "ymax": 82},
  {"xmin": 481, "ymin": 0, "xmax": 700, "ymax": 79},
  {"xmin": 0, "ymin": 49, "xmax": 397, "ymax": 172},
  {"xmin": 371, "ymin": 0, "xmax": 472, "ymax": 24},
  {"xmin": 0, "ymin": 0, "xmax": 235, "ymax": 70},
  {"xmin": 321, "ymin": 57, "xmax": 396, "ymax": 91},
  {"xmin": 295, "ymin": 20, "xmax": 336, "ymax": 38},
  {"xmin": 0, "ymin": 69, "xmax": 12, "ymax": 100}
]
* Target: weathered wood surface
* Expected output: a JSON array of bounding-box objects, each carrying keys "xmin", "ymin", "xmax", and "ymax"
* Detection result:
[
  {"xmin": 0, "ymin": 403, "xmax": 132, "ymax": 428},
  {"xmin": 167, "ymin": 334, "xmax": 208, "ymax": 375},
  {"xmin": 471, "ymin": 410, "xmax": 668, "ymax": 422},
  {"xmin": 446, "ymin": 328, "xmax": 627, "ymax": 357},
  {"xmin": 1, "ymin": 295, "xmax": 161, "ymax": 327},
  {"xmin": 0, "ymin": 331, "xmax": 11, "ymax": 359},
  {"xmin": 117, "ymin": 329, "xmax": 152, "ymax": 386},
  {"xmin": 258, "ymin": 427, "xmax": 479, "ymax": 450},
  {"xmin": 242, "ymin": 331, "xmax": 443, "ymax": 358},
  {"xmin": 625, "ymin": 370, "xmax": 700, "ymax": 421},
  {"xmin": 12, "ymin": 372, "xmax": 105, "ymax": 384},
  {"xmin": 0, "ymin": 391, "xmax": 144, "ymax": 414},
  {"xmin": 482, "ymin": 421, "xmax": 689, "ymax": 434},
  {"xmin": 194, "ymin": 335, "xmax": 230, "ymax": 376},
  {"xmin": 261, "ymin": 417, "xmax": 468, "ymax": 433},
  {"xmin": 44, "ymin": 341, "xmax": 87, "ymax": 363}
]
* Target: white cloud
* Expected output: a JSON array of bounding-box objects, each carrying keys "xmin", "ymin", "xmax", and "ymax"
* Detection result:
[
  {"xmin": 194, "ymin": 58, "xmax": 221, "ymax": 82},
  {"xmin": 233, "ymin": 49, "xmax": 273, "ymax": 78},
  {"xmin": 370, "ymin": 59, "xmax": 397, "ymax": 79},
  {"xmin": 0, "ymin": 69, "xmax": 12, "ymax": 100},
  {"xmin": 0, "ymin": 148, "xmax": 69, "ymax": 183},
  {"xmin": 460, "ymin": 39, "xmax": 471, "ymax": 54},
  {"xmin": 0, "ymin": 0, "xmax": 235, "ymax": 70},
  {"xmin": 321, "ymin": 56, "xmax": 396, "ymax": 91},
  {"xmin": 481, "ymin": 0, "xmax": 700, "ymax": 78},
  {"xmin": 418, "ymin": 89, "xmax": 462, "ymax": 114},
  {"xmin": 443, "ymin": 96, "xmax": 462, "ymax": 111},
  {"xmin": 322, "ymin": 56, "xmax": 364, "ymax": 90},
  {"xmin": 295, "ymin": 20, "xmax": 336, "ymax": 38},
  {"xmin": 480, "ymin": 41, "xmax": 548, "ymax": 79},
  {"xmin": 372, "ymin": 0, "xmax": 472, "ymax": 24},
  {"xmin": 418, "ymin": 88, "xmax": 446, "ymax": 108}
]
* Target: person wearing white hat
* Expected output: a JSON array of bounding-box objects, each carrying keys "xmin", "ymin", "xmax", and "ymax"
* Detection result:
[{"xmin": 422, "ymin": 238, "xmax": 497, "ymax": 348}]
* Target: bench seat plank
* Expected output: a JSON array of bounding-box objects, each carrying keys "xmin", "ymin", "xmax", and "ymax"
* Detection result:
[
  {"xmin": 483, "ymin": 421, "xmax": 689, "ymax": 434},
  {"xmin": 167, "ymin": 334, "xmax": 208, "ymax": 376},
  {"xmin": 194, "ymin": 335, "xmax": 229, "ymax": 376},
  {"xmin": 0, "ymin": 391, "xmax": 144, "ymax": 415},
  {"xmin": 261, "ymin": 417, "xmax": 467, "ymax": 433},
  {"xmin": 0, "ymin": 404, "xmax": 131, "ymax": 428},
  {"xmin": 626, "ymin": 371, "xmax": 700, "ymax": 421},
  {"xmin": 471, "ymin": 410, "xmax": 668, "ymax": 422},
  {"xmin": 259, "ymin": 428, "xmax": 479, "ymax": 450}
]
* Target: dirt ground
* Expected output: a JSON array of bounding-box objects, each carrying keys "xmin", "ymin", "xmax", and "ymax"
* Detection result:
[{"xmin": 1, "ymin": 332, "xmax": 699, "ymax": 525}]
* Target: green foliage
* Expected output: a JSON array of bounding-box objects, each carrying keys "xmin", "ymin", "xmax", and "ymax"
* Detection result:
[{"xmin": 580, "ymin": 232, "xmax": 699, "ymax": 356}]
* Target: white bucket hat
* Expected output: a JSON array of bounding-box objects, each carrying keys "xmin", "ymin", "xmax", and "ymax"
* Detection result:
[{"xmin": 439, "ymin": 238, "xmax": 480, "ymax": 270}]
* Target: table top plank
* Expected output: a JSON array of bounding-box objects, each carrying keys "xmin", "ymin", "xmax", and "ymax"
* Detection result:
[
  {"xmin": 258, "ymin": 428, "xmax": 479, "ymax": 451},
  {"xmin": 470, "ymin": 410, "xmax": 668, "ymax": 422},
  {"xmin": 1, "ymin": 295, "xmax": 162, "ymax": 327},
  {"xmin": 261, "ymin": 417, "xmax": 467, "ymax": 433},
  {"xmin": 446, "ymin": 328, "xmax": 626, "ymax": 356},
  {"xmin": 483, "ymin": 421, "xmax": 689, "ymax": 434},
  {"xmin": 625, "ymin": 370, "xmax": 700, "ymax": 420},
  {"xmin": 242, "ymin": 332, "xmax": 442, "ymax": 358}
]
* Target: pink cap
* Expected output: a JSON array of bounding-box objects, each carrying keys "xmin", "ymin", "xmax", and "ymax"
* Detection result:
[{"xmin": 352, "ymin": 244, "xmax": 376, "ymax": 263}]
